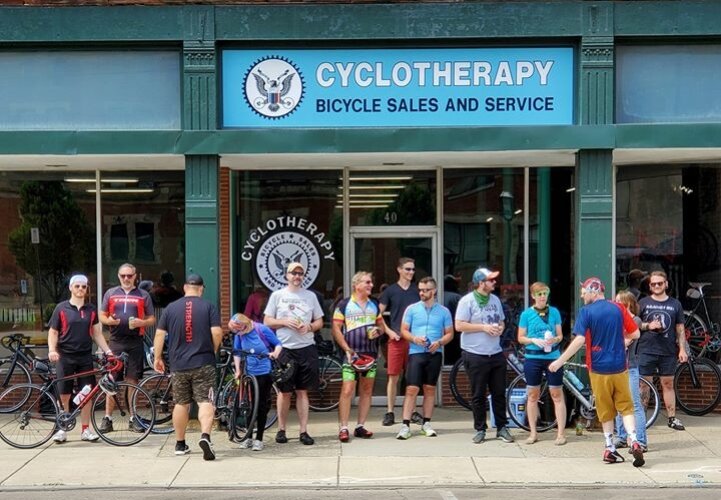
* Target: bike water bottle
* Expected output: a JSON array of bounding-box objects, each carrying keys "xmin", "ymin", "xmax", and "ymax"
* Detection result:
[
  {"xmin": 543, "ymin": 330, "xmax": 553, "ymax": 353},
  {"xmin": 73, "ymin": 384, "xmax": 92, "ymax": 405},
  {"xmin": 564, "ymin": 370, "xmax": 585, "ymax": 391}
]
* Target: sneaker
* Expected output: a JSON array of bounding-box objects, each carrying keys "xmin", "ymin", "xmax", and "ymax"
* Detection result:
[
  {"xmin": 80, "ymin": 428, "xmax": 99, "ymax": 442},
  {"xmin": 129, "ymin": 416, "xmax": 145, "ymax": 433},
  {"xmin": 496, "ymin": 427, "xmax": 514, "ymax": 443},
  {"xmin": 410, "ymin": 411, "xmax": 424, "ymax": 425},
  {"xmin": 603, "ymin": 448, "xmax": 625, "ymax": 464},
  {"xmin": 199, "ymin": 437, "xmax": 215, "ymax": 461},
  {"xmin": 252, "ymin": 439, "xmax": 264, "ymax": 452},
  {"xmin": 238, "ymin": 438, "xmax": 253, "ymax": 449},
  {"xmin": 396, "ymin": 424, "xmax": 411, "ymax": 440},
  {"xmin": 299, "ymin": 432, "xmax": 315, "ymax": 445},
  {"xmin": 52, "ymin": 430, "xmax": 67, "ymax": 443},
  {"xmin": 628, "ymin": 444, "xmax": 648, "ymax": 454},
  {"xmin": 614, "ymin": 437, "xmax": 628, "ymax": 448},
  {"xmin": 98, "ymin": 416, "xmax": 113, "ymax": 433},
  {"xmin": 631, "ymin": 441, "xmax": 645, "ymax": 468},
  {"xmin": 421, "ymin": 422, "xmax": 437, "ymax": 437},
  {"xmin": 339, "ymin": 428, "xmax": 350, "ymax": 442},
  {"xmin": 382, "ymin": 412, "xmax": 395, "ymax": 426},
  {"xmin": 353, "ymin": 426, "xmax": 373, "ymax": 439},
  {"xmin": 472, "ymin": 430, "xmax": 486, "ymax": 444},
  {"xmin": 275, "ymin": 429, "xmax": 288, "ymax": 444},
  {"xmin": 668, "ymin": 416, "xmax": 685, "ymax": 431},
  {"xmin": 174, "ymin": 442, "xmax": 190, "ymax": 455}
]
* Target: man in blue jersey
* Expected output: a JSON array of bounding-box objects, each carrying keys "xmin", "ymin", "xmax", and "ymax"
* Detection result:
[
  {"xmin": 549, "ymin": 277, "xmax": 645, "ymax": 467},
  {"xmin": 396, "ymin": 276, "xmax": 453, "ymax": 439}
]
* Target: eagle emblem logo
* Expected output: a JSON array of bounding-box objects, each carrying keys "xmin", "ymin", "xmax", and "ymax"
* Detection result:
[{"xmin": 244, "ymin": 57, "xmax": 304, "ymax": 120}]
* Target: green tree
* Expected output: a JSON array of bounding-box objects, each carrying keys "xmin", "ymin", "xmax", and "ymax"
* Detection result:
[{"xmin": 8, "ymin": 181, "xmax": 94, "ymax": 303}]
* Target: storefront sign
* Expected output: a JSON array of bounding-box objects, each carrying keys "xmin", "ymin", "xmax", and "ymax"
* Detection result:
[
  {"xmin": 222, "ymin": 48, "xmax": 573, "ymax": 127},
  {"xmin": 241, "ymin": 215, "xmax": 335, "ymax": 291}
]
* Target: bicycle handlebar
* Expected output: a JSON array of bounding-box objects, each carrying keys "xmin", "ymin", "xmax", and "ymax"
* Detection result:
[{"xmin": 0, "ymin": 333, "xmax": 25, "ymax": 349}]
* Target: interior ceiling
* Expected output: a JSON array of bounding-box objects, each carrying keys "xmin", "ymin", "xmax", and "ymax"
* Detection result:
[{"xmin": 0, "ymin": 148, "xmax": 720, "ymax": 171}]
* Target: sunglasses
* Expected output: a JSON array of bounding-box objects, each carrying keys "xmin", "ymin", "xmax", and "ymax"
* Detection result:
[
  {"xmin": 289, "ymin": 271, "xmax": 304, "ymax": 277},
  {"xmin": 418, "ymin": 288, "xmax": 435, "ymax": 293},
  {"xmin": 649, "ymin": 282, "xmax": 665, "ymax": 287},
  {"xmin": 119, "ymin": 274, "xmax": 135, "ymax": 279},
  {"xmin": 403, "ymin": 267, "xmax": 416, "ymax": 272},
  {"xmin": 73, "ymin": 284, "xmax": 88, "ymax": 289},
  {"xmin": 533, "ymin": 290, "xmax": 550, "ymax": 298}
]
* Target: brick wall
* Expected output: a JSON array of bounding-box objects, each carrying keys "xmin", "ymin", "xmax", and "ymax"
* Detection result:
[{"xmin": 219, "ymin": 167, "xmax": 231, "ymax": 328}]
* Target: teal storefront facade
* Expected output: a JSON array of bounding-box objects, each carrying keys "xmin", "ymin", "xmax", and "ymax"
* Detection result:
[{"xmin": 1, "ymin": 2, "xmax": 720, "ymax": 378}]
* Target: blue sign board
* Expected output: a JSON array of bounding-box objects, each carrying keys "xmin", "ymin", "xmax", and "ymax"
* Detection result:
[{"xmin": 222, "ymin": 48, "xmax": 574, "ymax": 128}]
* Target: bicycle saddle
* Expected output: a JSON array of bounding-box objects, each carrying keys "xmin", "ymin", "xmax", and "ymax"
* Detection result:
[{"xmin": 689, "ymin": 282, "xmax": 712, "ymax": 290}]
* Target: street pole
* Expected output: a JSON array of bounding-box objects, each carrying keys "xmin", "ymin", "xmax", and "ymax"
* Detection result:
[{"xmin": 30, "ymin": 227, "xmax": 44, "ymax": 328}]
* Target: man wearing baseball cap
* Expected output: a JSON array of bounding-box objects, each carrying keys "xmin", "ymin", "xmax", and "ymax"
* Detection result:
[
  {"xmin": 549, "ymin": 277, "xmax": 645, "ymax": 467},
  {"xmin": 454, "ymin": 267, "xmax": 514, "ymax": 444},
  {"xmin": 263, "ymin": 261, "xmax": 324, "ymax": 446}
]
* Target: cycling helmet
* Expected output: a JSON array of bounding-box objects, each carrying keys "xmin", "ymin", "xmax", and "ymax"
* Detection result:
[
  {"xmin": 351, "ymin": 354, "xmax": 376, "ymax": 373},
  {"xmin": 271, "ymin": 359, "xmax": 296, "ymax": 385},
  {"xmin": 98, "ymin": 374, "xmax": 118, "ymax": 396}
]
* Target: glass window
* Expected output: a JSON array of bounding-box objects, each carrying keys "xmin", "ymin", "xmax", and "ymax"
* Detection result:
[
  {"xmin": 235, "ymin": 170, "xmax": 342, "ymax": 327},
  {"xmin": 617, "ymin": 45, "xmax": 721, "ymax": 123},
  {"xmin": 0, "ymin": 51, "xmax": 181, "ymax": 130},
  {"xmin": 0, "ymin": 172, "xmax": 97, "ymax": 342},
  {"xmin": 616, "ymin": 164, "xmax": 721, "ymax": 359},
  {"xmin": 347, "ymin": 170, "xmax": 436, "ymax": 226}
]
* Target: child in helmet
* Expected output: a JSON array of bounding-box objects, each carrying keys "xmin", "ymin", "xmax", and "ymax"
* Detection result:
[{"xmin": 228, "ymin": 313, "xmax": 283, "ymax": 451}]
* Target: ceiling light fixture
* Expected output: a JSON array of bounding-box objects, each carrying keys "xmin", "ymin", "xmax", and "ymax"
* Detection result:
[
  {"xmin": 66, "ymin": 178, "xmax": 140, "ymax": 183},
  {"xmin": 86, "ymin": 188, "xmax": 154, "ymax": 194}
]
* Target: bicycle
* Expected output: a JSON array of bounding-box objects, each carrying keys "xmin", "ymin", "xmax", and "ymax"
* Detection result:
[
  {"xmin": 0, "ymin": 352, "xmax": 155, "ymax": 448},
  {"xmin": 505, "ymin": 361, "xmax": 660, "ymax": 432},
  {"xmin": 138, "ymin": 346, "xmax": 279, "ymax": 435},
  {"xmin": 306, "ymin": 337, "xmax": 344, "ymax": 412},
  {"xmin": 683, "ymin": 282, "xmax": 721, "ymax": 360},
  {"xmin": 0, "ymin": 334, "xmax": 52, "ymax": 409},
  {"xmin": 448, "ymin": 347, "xmax": 525, "ymax": 411},
  {"xmin": 674, "ymin": 334, "xmax": 721, "ymax": 416}
]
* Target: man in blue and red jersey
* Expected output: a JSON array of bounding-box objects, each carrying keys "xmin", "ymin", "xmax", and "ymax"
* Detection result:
[
  {"xmin": 549, "ymin": 277, "xmax": 644, "ymax": 467},
  {"xmin": 47, "ymin": 274, "xmax": 113, "ymax": 443},
  {"xmin": 98, "ymin": 262, "xmax": 155, "ymax": 432}
]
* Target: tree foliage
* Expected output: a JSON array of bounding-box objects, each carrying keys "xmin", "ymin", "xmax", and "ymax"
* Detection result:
[{"xmin": 8, "ymin": 181, "xmax": 94, "ymax": 303}]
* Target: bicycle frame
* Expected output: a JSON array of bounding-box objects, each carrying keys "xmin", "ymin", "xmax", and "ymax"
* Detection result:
[{"xmin": 1, "ymin": 334, "xmax": 48, "ymax": 386}]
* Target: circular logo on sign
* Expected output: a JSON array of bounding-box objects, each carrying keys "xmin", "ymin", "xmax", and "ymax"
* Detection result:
[
  {"xmin": 244, "ymin": 56, "xmax": 304, "ymax": 120},
  {"xmin": 255, "ymin": 231, "xmax": 320, "ymax": 291}
]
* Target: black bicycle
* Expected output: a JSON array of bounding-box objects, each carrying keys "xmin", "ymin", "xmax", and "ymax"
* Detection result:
[
  {"xmin": 674, "ymin": 334, "xmax": 721, "ymax": 416},
  {"xmin": 0, "ymin": 353, "xmax": 155, "ymax": 448},
  {"xmin": 0, "ymin": 334, "xmax": 57, "ymax": 413},
  {"xmin": 683, "ymin": 282, "xmax": 721, "ymax": 360},
  {"xmin": 448, "ymin": 348, "xmax": 525, "ymax": 410}
]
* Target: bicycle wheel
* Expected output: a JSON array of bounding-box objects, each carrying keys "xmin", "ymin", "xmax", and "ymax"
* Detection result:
[
  {"xmin": 0, "ymin": 359, "xmax": 32, "ymax": 412},
  {"xmin": 0, "ymin": 384, "xmax": 58, "ymax": 449},
  {"xmin": 137, "ymin": 373, "xmax": 174, "ymax": 434},
  {"xmin": 308, "ymin": 356, "xmax": 343, "ymax": 412},
  {"xmin": 263, "ymin": 383, "xmax": 279, "ymax": 430},
  {"xmin": 91, "ymin": 382, "xmax": 155, "ymax": 446},
  {"xmin": 675, "ymin": 358, "xmax": 721, "ymax": 416},
  {"xmin": 684, "ymin": 311, "xmax": 709, "ymax": 358},
  {"xmin": 639, "ymin": 377, "xmax": 660, "ymax": 428},
  {"xmin": 449, "ymin": 359, "xmax": 472, "ymax": 410},
  {"xmin": 505, "ymin": 374, "xmax": 557, "ymax": 432},
  {"xmin": 229, "ymin": 375, "xmax": 259, "ymax": 442}
]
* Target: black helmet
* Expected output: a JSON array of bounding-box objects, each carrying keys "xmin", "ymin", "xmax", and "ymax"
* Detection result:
[
  {"xmin": 98, "ymin": 374, "xmax": 118, "ymax": 396},
  {"xmin": 271, "ymin": 359, "xmax": 295, "ymax": 385}
]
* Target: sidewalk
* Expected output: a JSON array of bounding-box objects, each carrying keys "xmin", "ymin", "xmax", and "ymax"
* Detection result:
[{"xmin": 2, "ymin": 407, "xmax": 721, "ymax": 490}]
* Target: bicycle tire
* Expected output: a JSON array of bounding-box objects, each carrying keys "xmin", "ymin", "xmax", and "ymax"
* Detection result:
[
  {"xmin": 639, "ymin": 377, "xmax": 660, "ymax": 429},
  {"xmin": 263, "ymin": 383, "xmax": 279, "ymax": 430},
  {"xmin": 505, "ymin": 374, "xmax": 557, "ymax": 432},
  {"xmin": 91, "ymin": 381, "xmax": 155, "ymax": 446},
  {"xmin": 308, "ymin": 355, "xmax": 343, "ymax": 412},
  {"xmin": 675, "ymin": 357, "xmax": 721, "ymax": 416},
  {"xmin": 0, "ymin": 359, "xmax": 32, "ymax": 413},
  {"xmin": 683, "ymin": 311, "xmax": 709, "ymax": 358},
  {"xmin": 137, "ymin": 373, "xmax": 174, "ymax": 434},
  {"xmin": 229, "ymin": 375, "xmax": 259, "ymax": 442},
  {"xmin": 0, "ymin": 384, "xmax": 58, "ymax": 449},
  {"xmin": 449, "ymin": 358, "xmax": 472, "ymax": 410}
]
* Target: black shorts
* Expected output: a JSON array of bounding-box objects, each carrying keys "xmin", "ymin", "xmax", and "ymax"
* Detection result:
[
  {"xmin": 405, "ymin": 352, "xmax": 443, "ymax": 388},
  {"xmin": 639, "ymin": 352, "xmax": 677, "ymax": 377},
  {"xmin": 56, "ymin": 354, "xmax": 96, "ymax": 395},
  {"xmin": 109, "ymin": 337, "xmax": 145, "ymax": 381},
  {"xmin": 277, "ymin": 344, "xmax": 319, "ymax": 393}
]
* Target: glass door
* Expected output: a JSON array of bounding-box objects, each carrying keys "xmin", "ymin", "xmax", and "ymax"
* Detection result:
[{"xmin": 349, "ymin": 228, "xmax": 440, "ymax": 405}]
